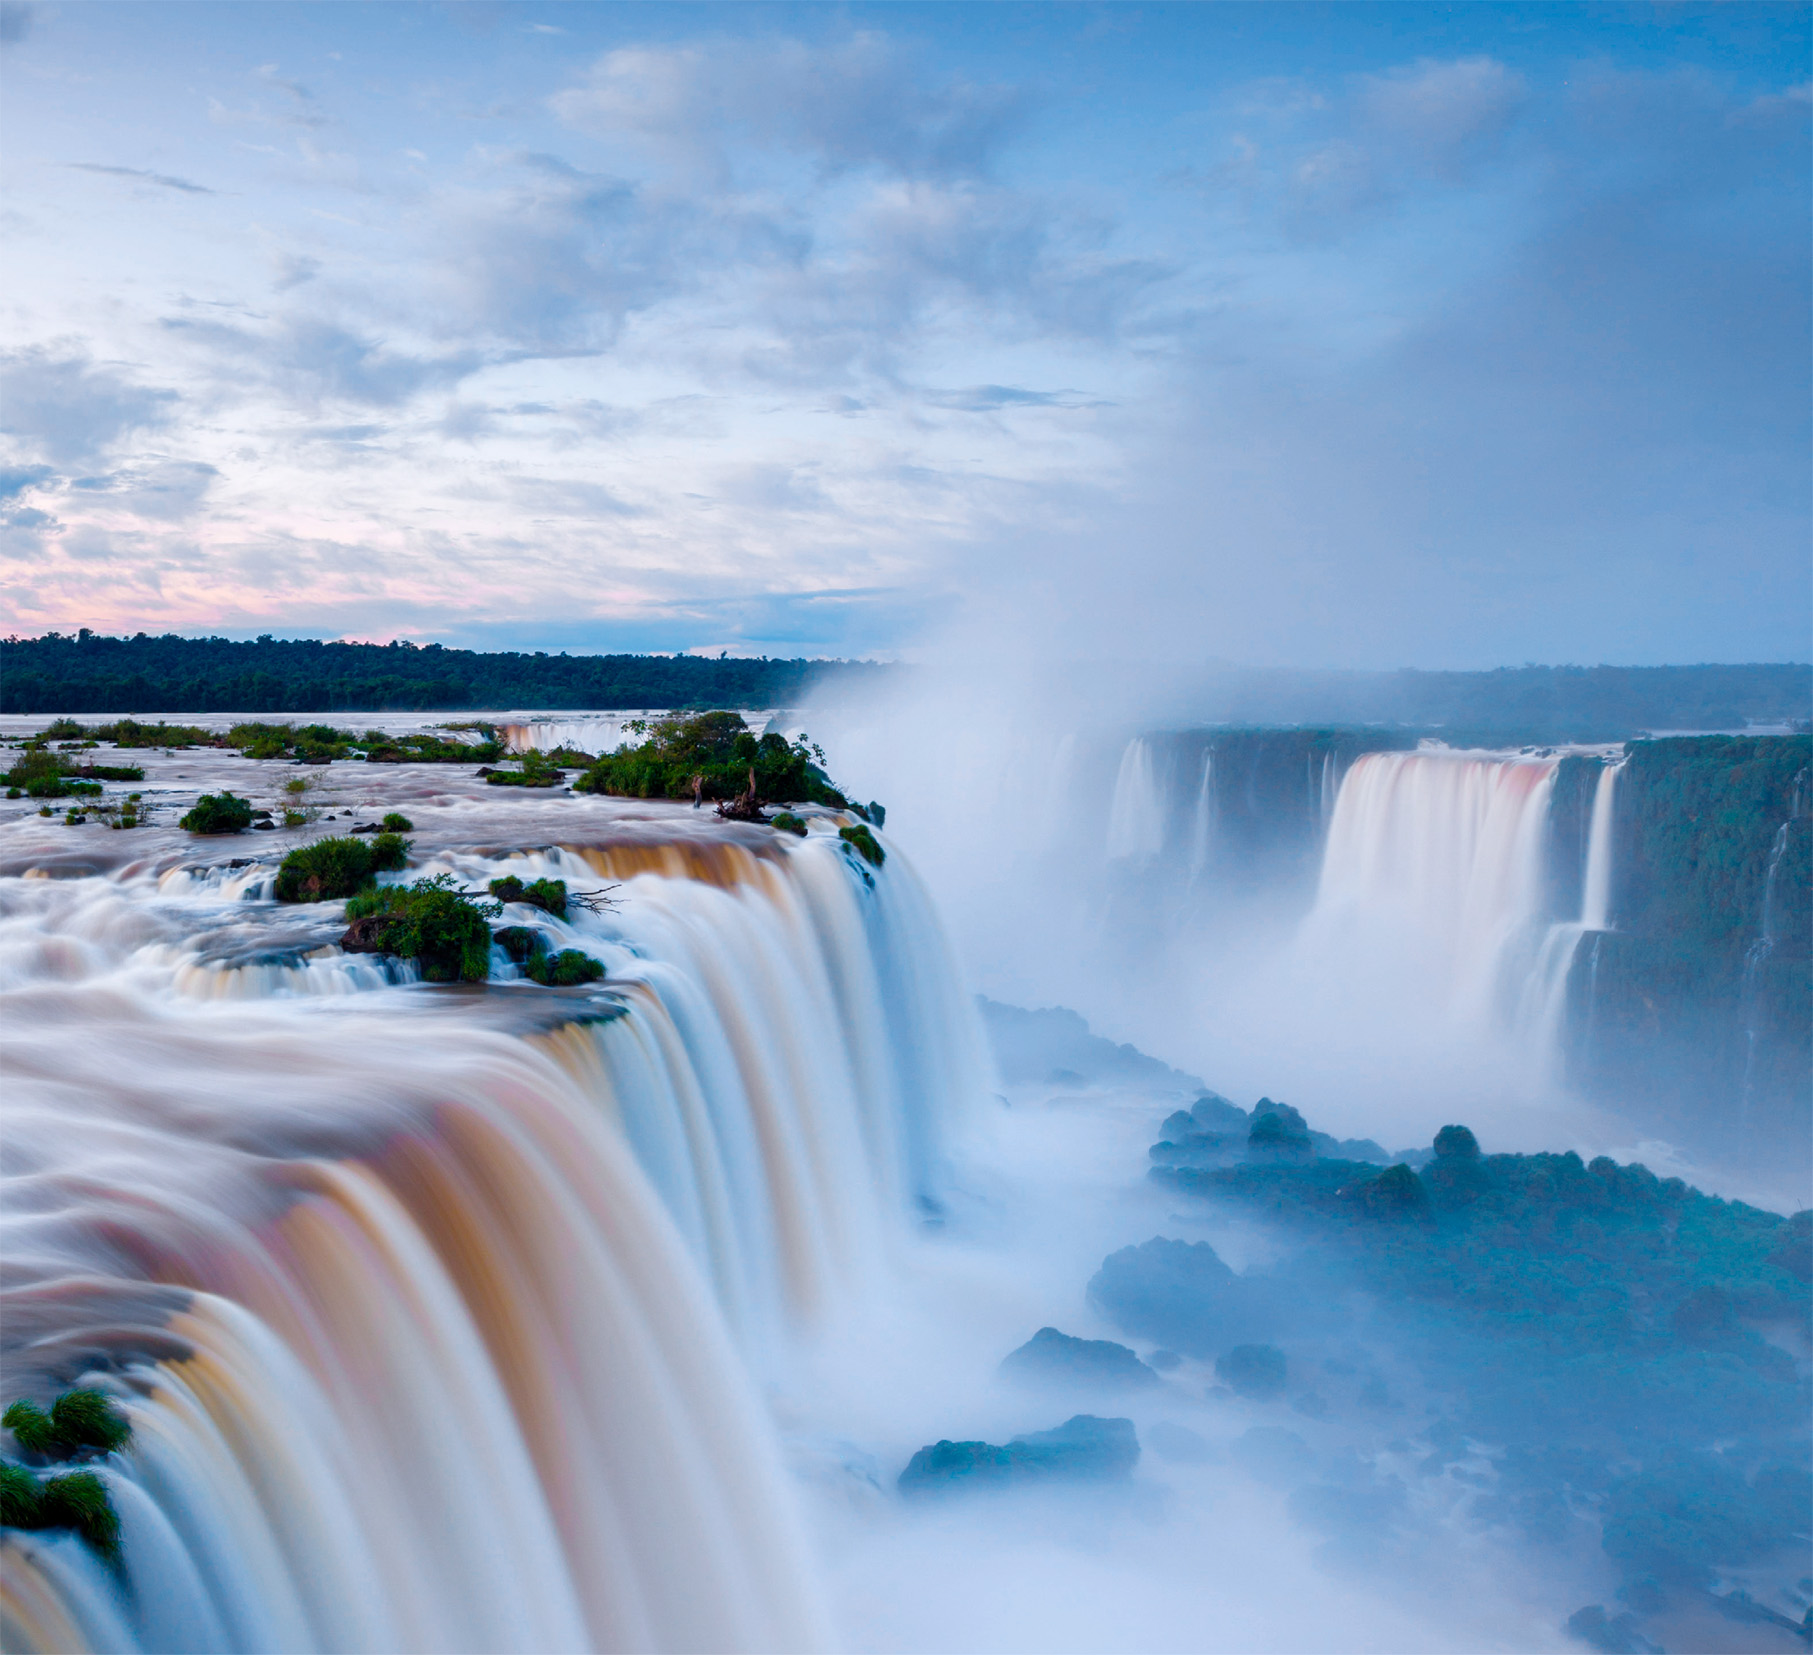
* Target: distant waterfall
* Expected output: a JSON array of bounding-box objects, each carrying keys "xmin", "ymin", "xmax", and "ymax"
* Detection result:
[
  {"xmin": 1310, "ymin": 750, "xmax": 1619, "ymax": 1067},
  {"xmin": 1188, "ymin": 753, "xmax": 1215, "ymax": 884},
  {"xmin": 1520, "ymin": 760, "xmax": 1619, "ymax": 1074},
  {"xmin": 0, "ymin": 822, "xmax": 983, "ymax": 1653},
  {"xmin": 1105, "ymin": 737, "xmax": 1165, "ymax": 863}
]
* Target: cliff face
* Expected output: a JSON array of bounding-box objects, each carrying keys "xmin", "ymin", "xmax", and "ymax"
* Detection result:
[{"xmin": 1568, "ymin": 735, "xmax": 1812, "ymax": 1150}]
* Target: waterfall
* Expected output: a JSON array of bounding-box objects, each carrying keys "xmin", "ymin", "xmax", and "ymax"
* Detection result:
[
  {"xmin": 1309, "ymin": 749, "xmax": 1622, "ymax": 1076},
  {"xmin": 1739, "ymin": 815, "xmax": 1797, "ymax": 1118},
  {"xmin": 1187, "ymin": 752, "xmax": 1215, "ymax": 884},
  {"xmin": 1312, "ymin": 749, "xmax": 1561, "ymax": 1029},
  {"xmin": 502, "ymin": 715, "xmax": 770, "ymax": 758},
  {"xmin": 0, "ymin": 816, "xmax": 983, "ymax": 1653},
  {"xmin": 1105, "ymin": 738, "xmax": 1165, "ymax": 863},
  {"xmin": 1580, "ymin": 761, "xmax": 1618, "ymax": 933}
]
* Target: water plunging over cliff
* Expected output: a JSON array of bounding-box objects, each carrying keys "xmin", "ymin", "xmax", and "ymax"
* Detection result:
[
  {"xmin": 0, "ymin": 779, "xmax": 985, "ymax": 1653},
  {"xmin": 1307, "ymin": 749, "xmax": 1618, "ymax": 1067}
]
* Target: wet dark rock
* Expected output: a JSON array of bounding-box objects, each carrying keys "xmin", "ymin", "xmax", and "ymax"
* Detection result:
[
  {"xmin": 348, "ymin": 822, "xmax": 383, "ymax": 834},
  {"xmin": 339, "ymin": 913, "xmax": 400, "ymax": 954},
  {"xmin": 898, "ymin": 1415, "xmax": 1139, "ymax": 1495},
  {"xmin": 1000, "ymin": 1327, "xmax": 1160, "ymax": 1392}
]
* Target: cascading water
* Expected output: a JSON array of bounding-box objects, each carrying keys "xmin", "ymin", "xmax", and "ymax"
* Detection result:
[
  {"xmin": 1308, "ymin": 748, "xmax": 1620, "ymax": 1073},
  {"xmin": 1738, "ymin": 782, "xmax": 1804, "ymax": 1119},
  {"xmin": 0, "ymin": 776, "xmax": 986, "ymax": 1654},
  {"xmin": 502, "ymin": 714, "xmax": 774, "ymax": 757},
  {"xmin": 1105, "ymin": 738, "xmax": 1165, "ymax": 864},
  {"xmin": 1187, "ymin": 753, "xmax": 1214, "ymax": 886}
]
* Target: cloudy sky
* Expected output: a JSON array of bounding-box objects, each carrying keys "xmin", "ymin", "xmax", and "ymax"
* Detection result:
[{"xmin": 0, "ymin": 2, "xmax": 1806, "ymax": 664}]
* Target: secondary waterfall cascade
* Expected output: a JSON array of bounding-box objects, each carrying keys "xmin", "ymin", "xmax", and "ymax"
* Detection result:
[
  {"xmin": 1308, "ymin": 749, "xmax": 1619, "ymax": 1065},
  {"xmin": 1104, "ymin": 738, "xmax": 1165, "ymax": 864},
  {"xmin": 0, "ymin": 807, "xmax": 984, "ymax": 1655}
]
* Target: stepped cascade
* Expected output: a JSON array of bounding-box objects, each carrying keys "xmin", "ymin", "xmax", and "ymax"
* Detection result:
[{"xmin": 0, "ymin": 786, "xmax": 984, "ymax": 1654}]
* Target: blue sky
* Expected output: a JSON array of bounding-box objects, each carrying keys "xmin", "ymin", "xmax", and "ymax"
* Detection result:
[{"xmin": 0, "ymin": 2, "xmax": 1806, "ymax": 664}]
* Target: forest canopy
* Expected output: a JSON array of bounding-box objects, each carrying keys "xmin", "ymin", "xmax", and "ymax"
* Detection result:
[{"xmin": 0, "ymin": 632, "xmax": 893, "ymax": 714}]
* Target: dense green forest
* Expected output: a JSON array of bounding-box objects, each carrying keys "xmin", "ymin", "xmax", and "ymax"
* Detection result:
[
  {"xmin": 1211, "ymin": 662, "xmax": 1809, "ymax": 741},
  {"xmin": 3, "ymin": 634, "xmax": 1806, "ymax": 725},
  {"xmin": 0, "ymin": 632, "xmax": 893, "ymax": 713}
]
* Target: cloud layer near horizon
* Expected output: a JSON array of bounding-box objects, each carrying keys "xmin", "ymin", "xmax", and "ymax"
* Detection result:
[{"xmin": 1, "ymin": 4, "xmax": 1806, "ymax": 665}]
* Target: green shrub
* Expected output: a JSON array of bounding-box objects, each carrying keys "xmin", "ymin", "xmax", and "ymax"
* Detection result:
[
  {"xmin": 180, "ymin": 792, "xmax": 254, "ymax": 834},
  {"xmin": 343, "ymin": 874, "xmax": 496, "ymax": 981},
  {"xmin": 839, "ymin": 823, "xmax": 885, "ymax": 868},
  {"xmin": 488, "ymin": 875, "xmax": 567, "ymax": 917},
  {"xmin": 770, "ymin": 813, "xmax": 808, "ymax": 837},
  {"xmin": 275, "ymin": 835, "xmax": 379, "ymax": 901},
  {"xmin": 380, "ymin": 811, "xmax": 413, "ymax": 832},
  {"xmin": 525, "ymin": 947, "xmax": 605, "ymax": 987},
  {"xmin": 486, "ymin": 750, "xmax": 564, "ymax": 788},
  {"xmin": 367, "ymin": 832, "xmax": 410, "ymax": 873},
  {"xmin": 574, "ymin": 714, "xmax": 850, "ymax": 808}
]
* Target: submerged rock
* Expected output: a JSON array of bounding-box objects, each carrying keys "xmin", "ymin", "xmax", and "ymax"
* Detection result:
[
  {"xmin": 1000, "ymin": 1327, "xmax": 1160, "ymax": 1392},
  {"xmin": 898, "ymin": 1415, "xmax": 1140, "ymax": 1495}
]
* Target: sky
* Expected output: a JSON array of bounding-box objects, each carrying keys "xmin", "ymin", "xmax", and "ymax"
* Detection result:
[{"xmin": 0, "ymin": 1, "xmax": 1807, "ymax": 666}]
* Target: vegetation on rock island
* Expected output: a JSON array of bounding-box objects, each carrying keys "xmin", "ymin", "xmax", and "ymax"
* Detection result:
[
  {"xmin": 342, "ymin": 875, "xmax": 498, "ymax": 983},
  {"xmin": 274, "ymin": 832, "xmax": 410, "ymax": 901},
  {"xmin": 2, "ymin": 741, "xmax": 142, "ymax": 799},
  {"xmin": 2, "ymin": 1389, "xmax": 133, "ymax": 1560},
  {"xmin": 180, "ymin": 792, "xmax": 255, "ymax": 835},
  {"xmin": 573, "ymin": 713, "xmax": 850, "ymax": 809},
  {"xmin": 488, "ymin": 875, "xmax": 569, "ymax": 917}
]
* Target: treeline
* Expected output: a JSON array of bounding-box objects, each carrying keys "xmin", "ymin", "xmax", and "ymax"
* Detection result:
[
  {"xmin": 0, "ymin": 632, "xmax": 895, "ymax": 714},
  {"xmin": 1212, "ymin": 662, "xmax": 1811, "ymax": 741}
]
